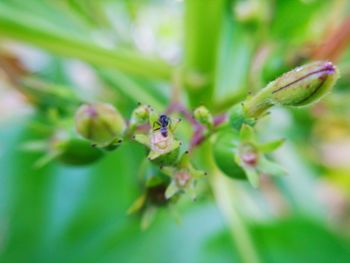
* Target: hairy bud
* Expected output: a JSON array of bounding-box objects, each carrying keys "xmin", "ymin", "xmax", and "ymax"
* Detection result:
[
  {"xmin": 129, "ymin": 104, "xmax": 150, "ymax": 130},
  {"xmin": 244, "ymin": 61, "xmax": 339, "ymax": 118},
  {"xmin": 75, "ymin": 103, "xmax": 126, "ymax": 147},
  {"xmin": 194, "ymin": 106, "xmax": 213, "ymax": 129}
]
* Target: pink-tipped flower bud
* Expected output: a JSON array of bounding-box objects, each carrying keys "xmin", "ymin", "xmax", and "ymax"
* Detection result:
[
  {"xmin": 75, "ymin": 102, "xmax": 126, "ymax": 147},
  {"xmin": 244, "ymin": 61, "xmax": 339, "ymax": 118}
]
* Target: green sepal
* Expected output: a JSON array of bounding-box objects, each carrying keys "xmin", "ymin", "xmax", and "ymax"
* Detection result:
[
  {"xmin": 148, "ymin": 140, "xmax": 181, "ymax": 161},
  {"xmin": 240, "ymin": 124, "xmax": 256, "ymax": 142},
  {"xmin": 258, "ymin": 157, "xmax": 286, "ymax": 177},
  {"xmin": 127, "ymin": 194, "xmax": 147, "ymax": 215},
  {"xmin": 244, "ymin": 167, "xmax": 260, "ymax": 188},
  {"xmin": 141, "ymin": 206, "xmax": 157, "ymax": 230},
  {"xmin": 259, "ymin": 138, "xmax": 285, "ymax": 153},
  {"xmin": 165, "ymin": 181, "xmax": 180, "ymax": 199},
  {"xmin": 133, "ymin": 134, "xmax": 150, "ymax": 147},
  {"xmin": 228, "ymin": 103, "xmax": 256, "ymax": 131}
]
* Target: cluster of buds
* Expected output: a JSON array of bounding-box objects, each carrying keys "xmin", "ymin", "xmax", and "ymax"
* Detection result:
[
  {"xmin": 20, "ymin": 60, "xmax": 340, "ymax": 228},
  {"xmin": 20, "ymin": 60, "xmax": 340, "ymax": 230}
]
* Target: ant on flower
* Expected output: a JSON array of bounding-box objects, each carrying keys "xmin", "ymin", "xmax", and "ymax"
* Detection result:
[{"xmin": 153, "ymin": 114, "xmax": 171, "ymax": 137}]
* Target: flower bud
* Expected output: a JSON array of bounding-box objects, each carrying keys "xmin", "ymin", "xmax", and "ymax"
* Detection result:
[
  {"xmin": 162, "ymin": 152, "xmax": 207, "ymax": 200},
  {"xmin": 244, "ymin": 61, "xmax": 339, "ymax": 118},
  {"xmin": 194, "ymin": 106, "xmax": 213, "ymax": 129},
  {"xmin": 75, "ymin": 103, "xmax": 126, "ymax": 147},
  {"xmin": 129, "ymin": 104, "xmax": 150, "ymax": 130}
]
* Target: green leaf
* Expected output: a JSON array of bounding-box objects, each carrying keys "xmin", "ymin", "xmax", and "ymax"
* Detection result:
[{"xmin": 0, "ymin": 2, "xmax": 173, "ymax": 80}]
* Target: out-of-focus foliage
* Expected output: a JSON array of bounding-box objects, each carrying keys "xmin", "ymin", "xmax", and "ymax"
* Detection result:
[{"xmin": 1, "ymin": 0, "xmax": 350, "ymax": 263}]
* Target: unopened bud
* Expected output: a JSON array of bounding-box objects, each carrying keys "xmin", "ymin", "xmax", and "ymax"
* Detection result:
[
  {"xmin": 129, "ymin": 104, "xmax": 149, "ymax": 130},
  {"xmin": 75, "ymin": 103, "xmax": 126, "ymax": 147},
  {"xmin": 244, "ymin": 61, "xmax": 339, "ymax": 118},
  {"xmin": 194, "ymin": 106, "xmax": 213, "ymax": 129}
]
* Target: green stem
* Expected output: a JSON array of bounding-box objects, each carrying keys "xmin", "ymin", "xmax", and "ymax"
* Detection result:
[
  {"xmin": 0, "ymin": 3, "xmax": 173, "ymax": 80},
  {"xmin": 213, "ymin": 90, "xmax": 246, "ymax": 113},
  {"xmin": 210, "ymin": 171, "xmax": 261, "ymax": 263},
  {"xmin": 184, "ymin": 0, "xmax": 226, "ymax": 108},
  {"xmin": 201, "ymin": 142, "xmax": 261, "ymax": 263}
]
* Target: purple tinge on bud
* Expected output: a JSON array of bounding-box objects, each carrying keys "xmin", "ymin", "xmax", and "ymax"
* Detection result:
[
  {"xmin": 75, "ymin": 102, "xmax": 126, "ymax": 146},
  {"xmin": 270, "ymin": 61, "xmax": 338, "ymax": 106},
  {"xmin": 175, "ymin": 170, "xmax": 191, "ymax": 187},
  {"xmin": 244, "ymin": 61, "xmax": 339, "ymax": 118},
  {"xmin": 239, "ymin": 143, "xmax": 258, "ymax": 167}
]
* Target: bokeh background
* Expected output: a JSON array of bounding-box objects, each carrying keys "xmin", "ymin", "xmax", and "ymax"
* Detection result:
[{"xmin": 1, "ymin": 0, "xmax": 350, "ymax": 262}]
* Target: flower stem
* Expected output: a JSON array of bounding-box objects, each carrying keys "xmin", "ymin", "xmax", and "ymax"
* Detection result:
[
  {"xmin": 184, "ymin": 0, "xmax": 226, "ymax": 108},
  {"xmin": 209, "ymin": 171, "xmax": 261, "ymax": 263}
]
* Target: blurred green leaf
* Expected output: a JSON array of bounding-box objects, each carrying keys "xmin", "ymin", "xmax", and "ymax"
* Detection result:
[{"xmin": 0, "ymin": 1, "xmax": 173, "ymax": 80}]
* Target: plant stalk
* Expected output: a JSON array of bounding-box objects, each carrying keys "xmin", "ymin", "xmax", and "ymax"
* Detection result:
[
  {"xmin": 184, "ymin": 0, "xmax": 226, "ymax": 108},
  {"xmin": 210, "ymin": 171, "xmax": 261, "ymax": 263}
]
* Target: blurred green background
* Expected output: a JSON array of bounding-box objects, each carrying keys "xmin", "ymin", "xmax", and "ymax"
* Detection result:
[{"xmin": 1, "ymin": 0, "xmax": 350, "ymax": 262}]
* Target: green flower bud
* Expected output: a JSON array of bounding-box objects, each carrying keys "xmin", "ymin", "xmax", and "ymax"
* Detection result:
[
  {"xmin": 194, "ymin": 106, "xmax": 213, "ymax": 129},
  {"xmin": 129, "ymin": 104, "xmax": 150, "ymax": 130},
  {"xmin": 244, "ymin": 61, "xmax": 339, "ymax": 118},
  {"xmin": 75, "ymin": 103, "xmax": 126, "ymax": 147},
  {"xmin": 162, "ymin": 152, "xmax": 207, "ymax": 200}
]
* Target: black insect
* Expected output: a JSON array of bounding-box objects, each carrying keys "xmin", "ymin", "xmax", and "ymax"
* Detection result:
[{"xmin": 153, "ymin": 114, "xmax": 170, "ymax": 137}]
